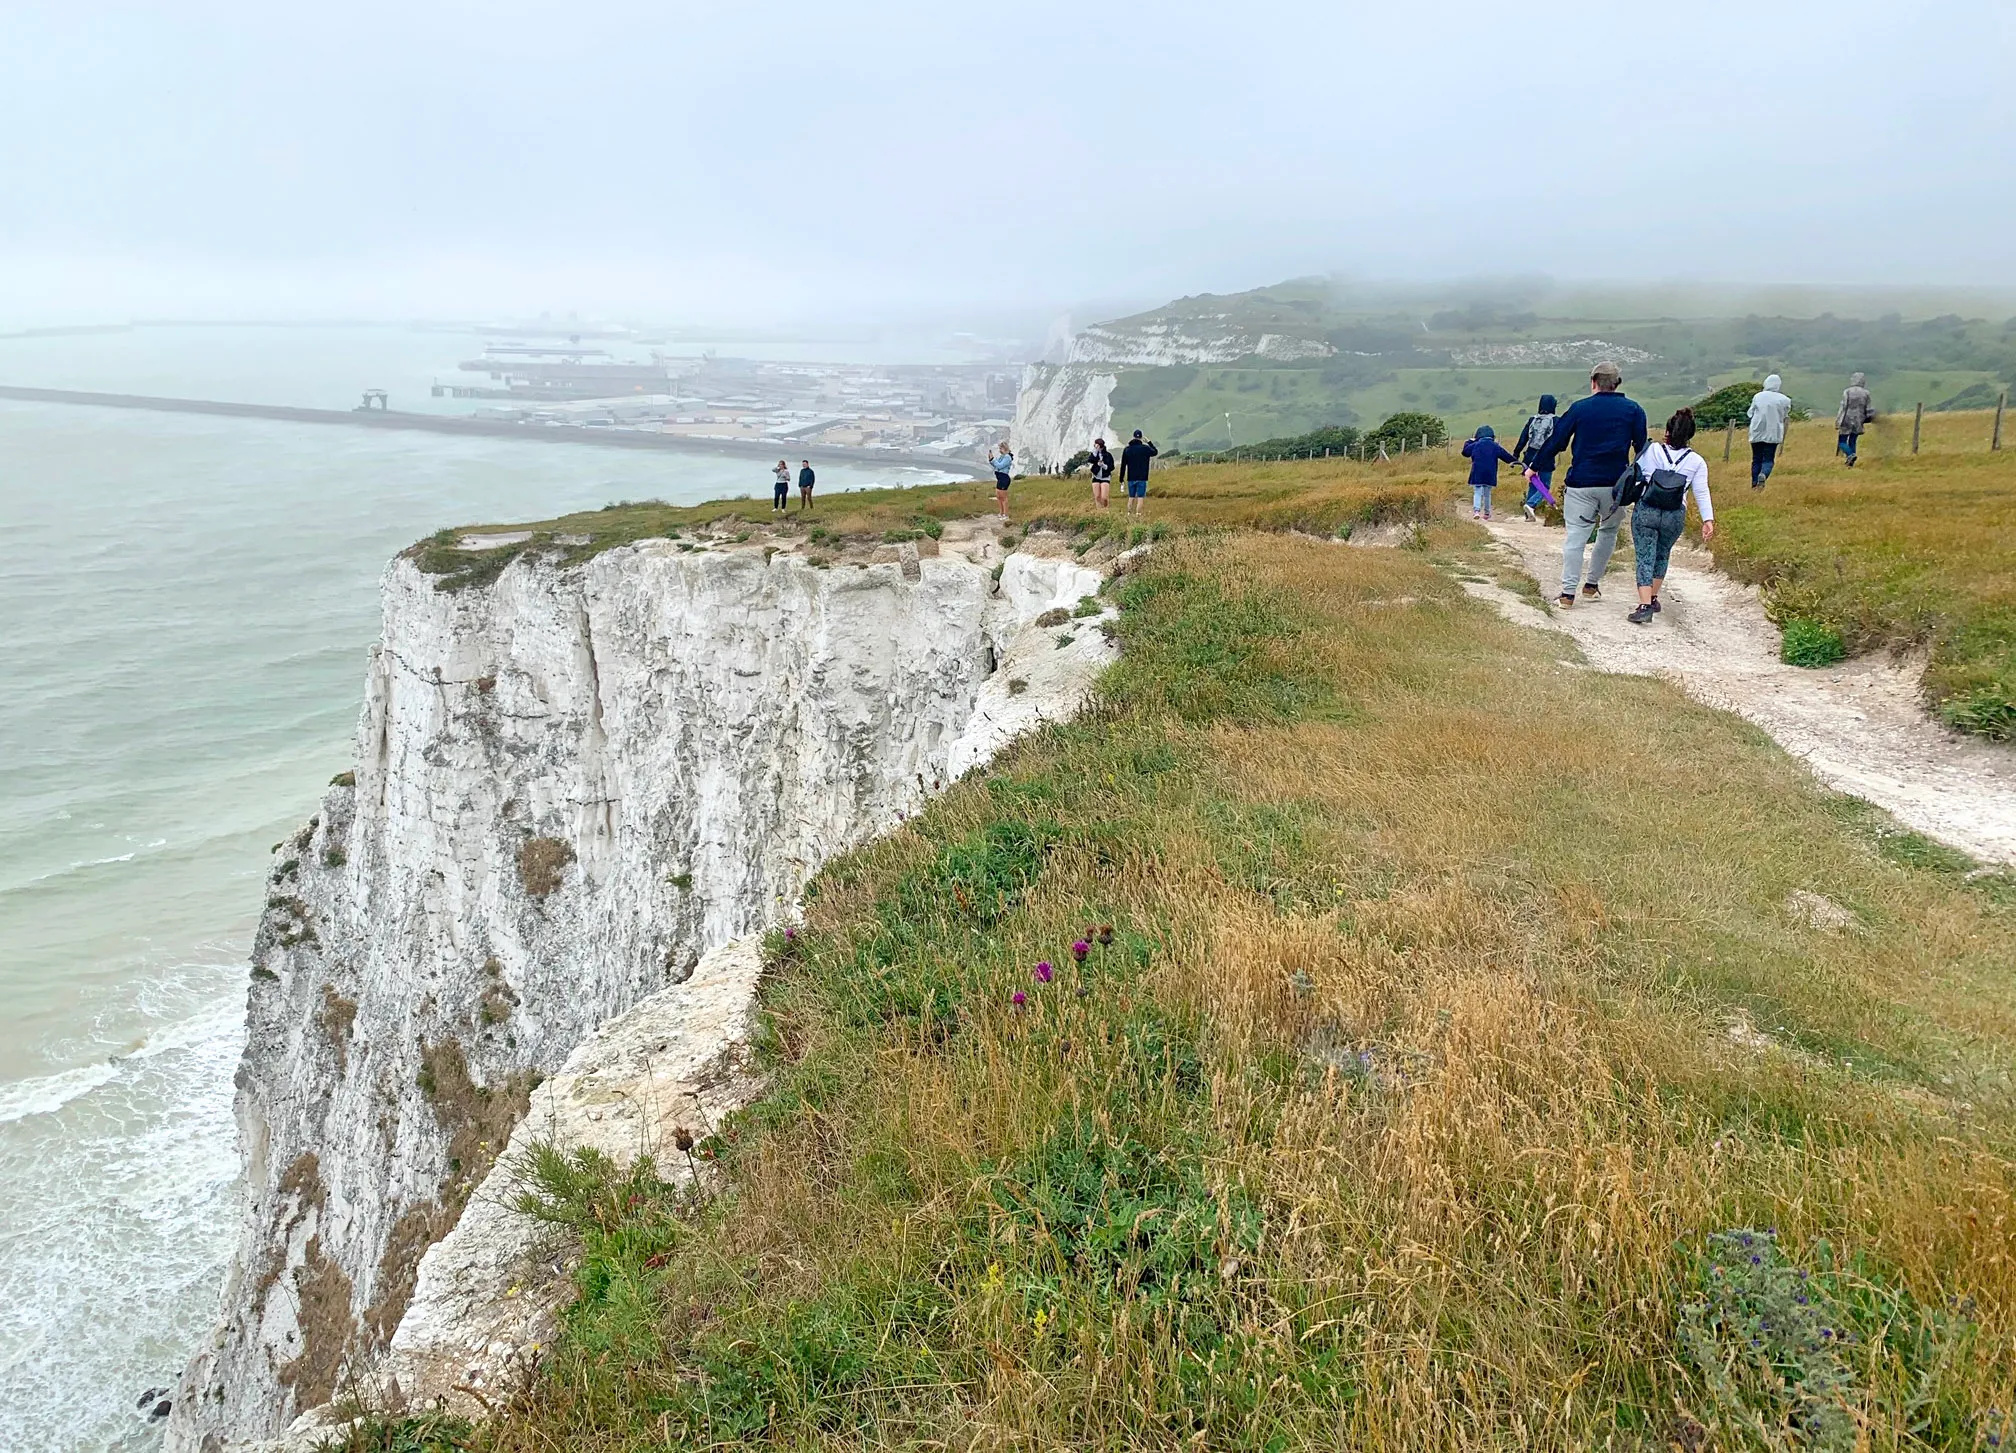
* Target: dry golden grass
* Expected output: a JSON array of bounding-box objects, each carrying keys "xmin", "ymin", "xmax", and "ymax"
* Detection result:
[{"xmin": 350, "ymin": 528, "xmax": 2016, "ymax": 1453}]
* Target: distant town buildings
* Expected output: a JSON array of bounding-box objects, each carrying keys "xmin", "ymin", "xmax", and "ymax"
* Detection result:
[{"xmin": 433, "ymin": 343, "xmax": 1018, "ymax": 463}]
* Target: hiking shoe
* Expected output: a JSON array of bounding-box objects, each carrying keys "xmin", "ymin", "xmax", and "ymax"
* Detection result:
[
  {"xmin": 1627, "ymin": 604, "xmax": 1655, "ymax": 625},
  {"xmin": 1581, "ymin": 583, "xmax": 1602, "ymax": 601},
  {"xmin": 1650, "ymin": 596, "xmax": 1662, "ymax": 613},
  {"xmin": 1557, "ymin": 594, "xmax": 1576, "ymax": 609}
]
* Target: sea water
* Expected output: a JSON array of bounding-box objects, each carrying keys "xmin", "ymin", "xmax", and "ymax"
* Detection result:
[{"xmin": 0, "ymin": 329, "xmax": 943, "ymax": 1450}]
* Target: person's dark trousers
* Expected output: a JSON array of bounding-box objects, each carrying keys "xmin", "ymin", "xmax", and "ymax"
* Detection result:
[
  {"xmin": 1750, "ymin": 441, "xmax": 1778, "ymax": 486},
  {"xmin": 773, "ymin": 484, "xmax": 788, "ymax": 509}
]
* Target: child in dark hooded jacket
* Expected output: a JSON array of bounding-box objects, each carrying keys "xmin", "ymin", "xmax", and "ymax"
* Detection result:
[{"xmin": 1461, "ymin": 425, "xmax": 1516, "ymax": 519}]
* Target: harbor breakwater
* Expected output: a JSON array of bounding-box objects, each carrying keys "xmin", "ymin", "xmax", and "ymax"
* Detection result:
[{"xmin": 0, "ymin": 385, "xmax": 991, "ymax": 480}]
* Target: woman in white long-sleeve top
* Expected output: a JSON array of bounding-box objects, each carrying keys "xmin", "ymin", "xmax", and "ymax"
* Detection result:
[{"xmin": 1627, "ymin": 407, "xmax": 1715, "ymax": 626}]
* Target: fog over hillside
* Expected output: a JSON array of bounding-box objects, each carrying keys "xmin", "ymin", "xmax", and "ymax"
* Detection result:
[{"xmin": 1, "ymin": 0, "xmax": 2010, "ymax": 326}]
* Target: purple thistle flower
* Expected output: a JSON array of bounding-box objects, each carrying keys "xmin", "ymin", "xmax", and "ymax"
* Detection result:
[
  {"xmin": 1011, "ymin": 990, "xmax": 1026, "ymax": 1007},
  {"xmin": 1071, "ymin": 940, "xmax": 1089, "ymax": 961},
  {"xmin": 1034, "ymin": 961, "xmax": 1053, "ymax": 983},
  {"xmin": 783, "ymin": 927, "xmax": 797, "ymax": 941}
]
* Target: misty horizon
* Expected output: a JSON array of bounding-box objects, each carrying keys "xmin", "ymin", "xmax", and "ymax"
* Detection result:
[{"xmin": 4, "ymin": 0, "xmax": 2012, "ymax": 330}]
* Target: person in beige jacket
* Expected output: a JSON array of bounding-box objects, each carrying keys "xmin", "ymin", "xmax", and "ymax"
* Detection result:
[{"xmin": 1836, "ymin": 373, "xmax": 1875, "ymax": 467}]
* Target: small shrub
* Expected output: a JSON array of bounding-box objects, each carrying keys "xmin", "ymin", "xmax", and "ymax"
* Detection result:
[
  {"xmin": 518, "ymin": 836, "xmax": 576, "ymax": 898},
  {"xmin": 1781, "ymin": 618, "xmax": 1848, "ymax": 668},
  {"xmin": 1676, "ymin": 1228, "xmax": 1973, "ymax": 1449},
  {"xmin": 1060, "ymin": 448, "xmax": 1094, "ymax": 477},
  {"xmin": 329, "ymin": 771, "xmax": 356, "ymax": 788},
  {"xmin": 667, "ymin": 871, "xmax": 694, "ymax": 891},
  {"xmin": 1006, "ymin": 678, "xmax": 1028, "ymax": 695},
  {"xmin": 1939, "ymin": 685, "xmax": 2016, "ymax": 740},
  {"xmin": 1692, "ymin": 380, "xmax": 1764, "ymax": 429},
  {"xmin": 1363, "ymin": 410, "xmax": 1448, "ymax": 455},
  {"xmin": 1070, "ymin": 594, "xmax": 1102, "ymax": 618},
  {"xmin": 1033, "ymin": 608, "xmax": 1071, "ymax": 628},
  {"xmin": 322, "ymin": 846, "xmax": 347, "ymax": 869}
]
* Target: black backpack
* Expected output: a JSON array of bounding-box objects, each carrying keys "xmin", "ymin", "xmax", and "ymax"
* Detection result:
[{"xmin": 1640, "ymin": 445, "xmax": 1694, "ymax": 511}]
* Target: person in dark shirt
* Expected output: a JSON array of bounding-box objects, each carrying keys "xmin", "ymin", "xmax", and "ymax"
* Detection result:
[
  {"xmin": 1461, "ymin": 424, "xmax": 1516, "ymax": 520},
  {"xmin": 797, "ymin": 460, "xmax": 815, "ymax": 511},
  {"xmin": 1525, "ymin": 362, "xmax": 1648, "ymax": 607},
  {"xmin": 1087, "ymin": 437, "xmax": 1116, "ymax": 510},
  {"xmin": 1119, "ymin": 430, "xmax": 1159, "ymax": 518}
]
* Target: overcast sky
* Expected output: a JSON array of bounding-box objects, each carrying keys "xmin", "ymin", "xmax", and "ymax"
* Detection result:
[{"xmin": 2, "ymin": 0, "xmax": 2009, "ymax": 326}]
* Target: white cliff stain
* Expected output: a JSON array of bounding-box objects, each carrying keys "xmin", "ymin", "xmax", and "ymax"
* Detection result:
[{"xmin": 168, "ymin": 538, "xmax": 1117, "ymax": 1451}]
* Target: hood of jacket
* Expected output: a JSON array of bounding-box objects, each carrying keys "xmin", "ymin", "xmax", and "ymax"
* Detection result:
[
  {"xmin": 1849, "ymin": 372, "xmax": 1866, "ymax": 388},
  {"xmin": 1474, "ymin": 424, "xmax": 1495, "ymax": 441},
  {"xmin": 1764, "ymin": 374, "xmax": 1783, "ymax": 393},
  {"xmin": 1537, "ymin": 394, "xmax": 1556, "ymax": 414}
]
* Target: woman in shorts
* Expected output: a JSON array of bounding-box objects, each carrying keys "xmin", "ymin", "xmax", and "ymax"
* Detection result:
[{"xmin": 989, "ymin": 442, "xmax": 1015, "ymax": 518}]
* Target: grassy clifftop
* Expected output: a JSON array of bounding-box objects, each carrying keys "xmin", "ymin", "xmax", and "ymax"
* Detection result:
[
  {"xmin": 353, "ymin": 497, "xmax": 2016, "ymax": 1449},
  {"xmin": 1709, "ymin": 409, "xmax": 2016, "ymax": 738}
]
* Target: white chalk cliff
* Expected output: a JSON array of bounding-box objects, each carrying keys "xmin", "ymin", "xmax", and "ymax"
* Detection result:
[
  {"xmin": 167, "ymin": 529, "xmax": 1111, "ymax": 1451},
  {"xmin": 1011, "ymin": 315, "xmax": 1337, "ymax": 469}
]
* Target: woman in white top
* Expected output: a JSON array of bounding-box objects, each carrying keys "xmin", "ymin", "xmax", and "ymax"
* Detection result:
[{"xmin": 1627, "ymin": 407, "xmax": 1715, "ymax": 625}]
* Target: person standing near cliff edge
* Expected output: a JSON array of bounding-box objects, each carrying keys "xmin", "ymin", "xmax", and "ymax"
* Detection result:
[
  {"xmin": 1120, "ymin": 430, "xmax": 1159, "ymax": 518},
  {"xmin": 797, "ymin": 460, "xmax": 815, "ymax": 511},
  {"xmin": 989, "ymin": 442, "xmax": 1015, "ymax": 518},
  {"xmin": 1525, "ymin": 361, "xmax": 1648, "ymax": 610},
  {"xmin": 1088, "ymin": 437, "xmax": 1115, "ymax": 510},
  {"xmin": 772, "ymin": 459, "xmax": 791, "ymax": 513}
]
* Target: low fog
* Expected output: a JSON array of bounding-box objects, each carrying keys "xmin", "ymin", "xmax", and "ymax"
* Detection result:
[{"xmin": 2, "ymin": 0, "xmax": 2010, "ymax": 326}]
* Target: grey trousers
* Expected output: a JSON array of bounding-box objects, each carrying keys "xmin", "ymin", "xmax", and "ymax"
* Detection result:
[{"xmin": 1561, "ymin": 486, "xmax": 1623, "ymax": 596}]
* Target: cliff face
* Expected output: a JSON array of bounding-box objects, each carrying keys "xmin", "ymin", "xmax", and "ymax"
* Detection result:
[
  {"xmin": 169, "ymin": 536, "xmax": 1109, "ymax": 1450},
  {"xmin": 1010, "ymin": 316, "xmax": 1338, "ymax": 468}
]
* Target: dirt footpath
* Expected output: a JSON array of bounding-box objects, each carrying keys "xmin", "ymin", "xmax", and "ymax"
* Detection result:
[{"xmin": 1479, "ymin": 516, "xmax": 2016, "ymax": 865}]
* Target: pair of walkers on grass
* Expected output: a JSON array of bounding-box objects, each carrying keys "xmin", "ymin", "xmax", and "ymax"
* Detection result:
[
  {"xmin": 1746, "ymin": 372, "xmax": 1875, "ymax": 485},
  {"xmin": 1521, "ymin": 361, "xmax": 1715, "ymax": 626},
  {"xmin": 772, "ymin": 460, "xmax": 815, "ymax": 512},
  {"xmin": 1077, "ymin": 430, "xmax": 1157, "ymax": 515}
]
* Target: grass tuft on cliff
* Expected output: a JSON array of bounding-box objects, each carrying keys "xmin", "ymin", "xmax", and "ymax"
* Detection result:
[{"xmin": 347, "ymin": 522, "xmax": 2016, "ymax": 1450}]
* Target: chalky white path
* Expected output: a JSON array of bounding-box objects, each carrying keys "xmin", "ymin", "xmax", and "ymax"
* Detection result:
[{"xmin": 1479, "ymin": 516, "xmax": 2016, "ymax": 865}]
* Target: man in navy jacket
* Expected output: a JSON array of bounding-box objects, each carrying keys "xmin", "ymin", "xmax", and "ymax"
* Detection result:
[{"xmin": 1526, "ymin": 361, "xmax": 1647, "ymax": 607}]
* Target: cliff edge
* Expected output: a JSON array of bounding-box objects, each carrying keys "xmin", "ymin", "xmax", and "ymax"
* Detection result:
[{"xmin": 168, "ymin": 527, "xmax": 1111, "ymax": 1450}]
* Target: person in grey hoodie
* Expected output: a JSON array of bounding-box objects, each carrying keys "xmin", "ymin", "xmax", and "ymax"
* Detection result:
[
  {"xmin": 1746, "ymin": 374, "xmax": 1793, "ymax": 488},
  {"xmin": 1837, "ymin": 373, "xmax": 1875, "ymax": 466}
]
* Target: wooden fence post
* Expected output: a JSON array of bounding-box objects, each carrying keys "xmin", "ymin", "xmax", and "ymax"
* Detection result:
[
  {"xmin": 1723, "ymin": 420, "xmax": 1734, "ymax": 461},
  {"xmin": 1996, "ymin": 391, "xmax": 2007, "ymax": 451},
  {"xmin": 1912, "ymin": 402, "xmax": 1923, "ymax": 455}
]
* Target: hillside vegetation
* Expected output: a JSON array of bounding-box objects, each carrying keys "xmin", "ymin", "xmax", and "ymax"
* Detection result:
[
  {"xmin": 1086, "ymin": 278, "xmax": 2016, "ymax": 452},
  {"xmin": 357, "ymin": 450, "xmax": 2016, "ymax": 1451}
]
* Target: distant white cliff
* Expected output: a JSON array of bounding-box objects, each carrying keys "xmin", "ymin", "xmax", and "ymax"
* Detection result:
[
  {"xmin": 167, "ymin": 530, "xmax": 1111, "ymax": 1451},
  {"xmin": 1010, "ymin": 314, "xmax": 1336, "ymax": 469}
]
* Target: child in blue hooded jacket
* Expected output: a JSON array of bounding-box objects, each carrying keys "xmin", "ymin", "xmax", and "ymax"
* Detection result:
[{"xmin": 1461, "ymin": 425, "xmax": 1516, "ymax": 519}]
